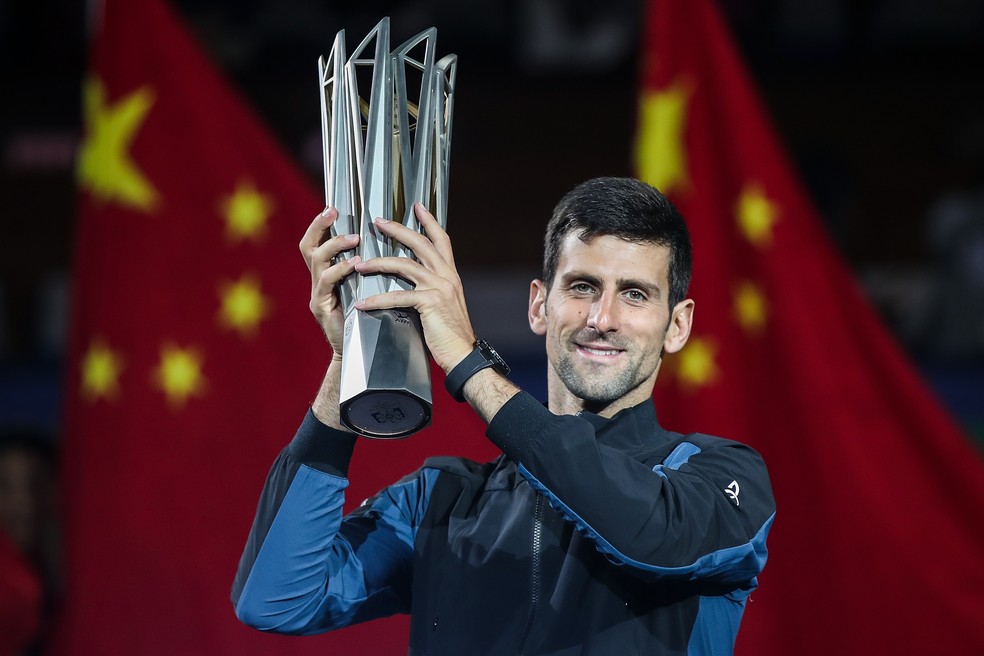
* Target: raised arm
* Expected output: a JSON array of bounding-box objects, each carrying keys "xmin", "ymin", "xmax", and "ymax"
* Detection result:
[
  {"xmin": 297, "ymin": 207, "xmax": 361, "ymax": 429},
  {"xmin": 488, "ymin": 392, "xmax": 774, "ymax": 586},
  {"xmin": 232, "ymin": 208, "xmax": 424, "ymax": 634},
  {"xmin": 231, "ymin": 410, "xmax": 438, "ymax": 634}
]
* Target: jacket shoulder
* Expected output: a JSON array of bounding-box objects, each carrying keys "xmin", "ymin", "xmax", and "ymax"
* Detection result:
[{"xmin": 682, "ymin": 432, "xmax": 769, "ymax": 463}]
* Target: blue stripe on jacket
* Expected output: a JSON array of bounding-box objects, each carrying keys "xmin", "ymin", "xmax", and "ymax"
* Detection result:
[
  {"xmin": 516, "ymin": 462, "xmax": 773, "ymax": 584},
  {"xmin": 235, "ymin": 463, "xmax": 439, "ymax": 634}
]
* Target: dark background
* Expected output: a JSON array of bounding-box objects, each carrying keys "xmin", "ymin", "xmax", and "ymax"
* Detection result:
[{"xmin": 2, "ymin": 0, "xmax": 984, "ymax": 442}]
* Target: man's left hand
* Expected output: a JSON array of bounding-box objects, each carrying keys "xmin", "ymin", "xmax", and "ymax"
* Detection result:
[{"xmin": 353, "ymin": 203, "xmax": 476, "ymax": 374}]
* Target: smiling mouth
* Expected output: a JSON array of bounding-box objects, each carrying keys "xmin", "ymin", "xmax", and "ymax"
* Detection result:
[{"xmin": 577, "ymin": 345, "xmax": 623, "ymax": 357}]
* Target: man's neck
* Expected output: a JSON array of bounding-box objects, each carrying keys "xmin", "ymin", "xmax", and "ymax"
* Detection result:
[{"xmin": 547, "ymin": 387, "xmax": 653, "ymax": 419}]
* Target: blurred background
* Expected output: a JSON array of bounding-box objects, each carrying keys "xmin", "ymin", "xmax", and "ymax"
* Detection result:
[{"xmin": 2, "ymin": 0, "xmax": 984, "ymax": 445}]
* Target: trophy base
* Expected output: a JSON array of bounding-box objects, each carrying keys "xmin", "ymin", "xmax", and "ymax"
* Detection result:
[
  {"xmin": 340, "ymin": 389, "xmax": 432, "ymax": 439},
  {"xmin": 338, "ymin": 307, "xmax": 433, "ymax": 439}
]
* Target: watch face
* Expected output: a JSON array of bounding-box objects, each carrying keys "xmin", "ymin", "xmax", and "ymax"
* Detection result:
[{"xmin": 477, "ymin": 339, "xmax": 510, "ymax": 374}]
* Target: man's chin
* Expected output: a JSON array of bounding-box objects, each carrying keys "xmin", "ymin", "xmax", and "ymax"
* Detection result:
[{"xmin": 563, "ymin": 378, "xmax": 629, "ymax": 407}]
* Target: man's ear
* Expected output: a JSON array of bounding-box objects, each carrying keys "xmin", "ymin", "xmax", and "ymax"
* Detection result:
[
  {"xmin": 663, "ymin": 299, "xmax": 695, "ymax": 354},
  {"xmin": 529, "ymin": 279, "xmax": 547, "ymax": 336}
]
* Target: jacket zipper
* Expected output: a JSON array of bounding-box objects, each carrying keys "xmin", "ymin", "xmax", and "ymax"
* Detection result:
[{"xmin": 518, "ymin": 492, "xmax": 544, "ymax": 655}]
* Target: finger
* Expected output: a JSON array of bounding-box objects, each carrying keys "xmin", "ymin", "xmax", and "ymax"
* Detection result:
[
  {"xmin": 413, "ymin": 203, "xmax": 455, "ymax": 266},
  {"xmin": 313, "ymin": 255, "xmax": 362, "ymax": 300},
  {"xmin": 311, "ymin": 232, "xmax": 360, "ymax": 275},
  {"xmin": 353, "ymin": 289, "xmax": 419, "ymax": 312},
  {"xmin": 309, "ymin": 239, "xmax": 359, "ymax": 292},
  {"xmin": 299, "ymin": 207, "xmax": 338, "ymax": 263},
  {"xmin": 373, "ymin": 216, "xmax": 451, "ymax": 274},
  {"xmin": 354, "ymin": 254, "xmax": 441, "ymax": 288}
]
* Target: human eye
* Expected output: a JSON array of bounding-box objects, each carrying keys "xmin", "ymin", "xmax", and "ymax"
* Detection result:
[
  {"xmin": 570, "ymin": 281, "xmax": 595, "ymax": 295},
  {"xmin": 624, "ymin": 289, "xmax": 647, "ymax": 302}
]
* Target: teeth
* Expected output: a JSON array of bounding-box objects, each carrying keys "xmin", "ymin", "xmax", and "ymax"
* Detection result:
[{"xmin": 583, "ymin": 346, "xmax": 619, "ymax": 356}]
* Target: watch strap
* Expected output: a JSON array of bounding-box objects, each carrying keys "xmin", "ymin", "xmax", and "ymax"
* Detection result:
[{"xmin": 444, "ymin": 340, "xmax": 509, "ymax": 402}]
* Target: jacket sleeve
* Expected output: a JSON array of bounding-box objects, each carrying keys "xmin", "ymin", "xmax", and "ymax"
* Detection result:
[
  {"xmin": 231, "ymin": 409, "xmax": 438, "ymax": 635},
  {"xmin": 486, "ymin": 393, "xmax": 775, "ymax": 586}
]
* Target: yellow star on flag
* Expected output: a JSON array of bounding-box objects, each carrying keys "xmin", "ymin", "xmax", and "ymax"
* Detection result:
[
  {"xmin": 676, "ymin": 336, "xmax": 719, "ymax": 390},
  {"xmin": 736, "ymin": 183, "xmax": 779, "ymax": 248},
  {"xmin": 634, "ymin": 77, "xmax": 692, "ymax": 196},
  {"xmin": 733, "ymin": 280, "xmax": 768, "ymax": 336},
  {"xmin": 154, "ymin": 343, "xmax": 206, "ymax": 408},
  {"xmin": 77, "ymin": 77, "xmax": 159, "ymax": 212},
  {"xmin": 80, "ymin": 339, "xmax": 125, "ymax": 401},
  {"xmin": 220, "ymin": 180, "xmax": 274, "ymax": 242},
  {"xmin": 218, "ymin": 274, "xmax": 270, "ymax": 337}
]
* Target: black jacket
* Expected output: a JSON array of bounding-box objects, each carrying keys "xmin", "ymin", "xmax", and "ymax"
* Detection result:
[{"xmin": 233, "ymin": 392, "xmax": 775, "ymax": 655}]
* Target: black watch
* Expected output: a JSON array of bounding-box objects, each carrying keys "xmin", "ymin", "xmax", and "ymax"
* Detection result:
[{"xmin": 444, "ymin": 339, "xmax": 511, "ymax": 402}]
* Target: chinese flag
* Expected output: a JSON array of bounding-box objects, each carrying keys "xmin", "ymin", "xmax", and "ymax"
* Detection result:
[
  {"xmin": 58, "ymin": 0, "xmax": 489, "ymax": 653},
  {"xmin": 637, "ymin": 0, "xmax": 984, "ymax": 653}
]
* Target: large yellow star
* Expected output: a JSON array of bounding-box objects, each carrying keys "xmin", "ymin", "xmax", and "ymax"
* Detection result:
[
  {"xmin": 634, "ymin": 78, "xmax": 692, "ymax": 196},
  {"xmin": 676, "ymin": 336, "xmax": 719, "ymax": 390},
  {"xmin": 733, "ymin": 280, "xmax": 768, "ymax": 336},
  {"xmin": 736, "ymin": 183, "xmax": 779, "ymax": 248},
  {"xmin": 80, "ymin": 338, "xmax": 124, "ymax": 401},
  {"xmin": 77, "ymin": 77, "xmax": 159, "ymax": 212},
  {"xmin": 218, "ymin": 274, "xmax": 270, "ymax": 337},
  {"xmin": 220, "ymin": 180, "xmax": 274, "ymax": 242},
  {"xmin": 153, "ymin": 343, "xmax": 206, "ymax": 408}
]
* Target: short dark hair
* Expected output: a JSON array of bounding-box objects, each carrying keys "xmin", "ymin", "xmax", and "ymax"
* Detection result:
[{"xmin": 542, "ymin": 177, "xmax": 693, "ymax": 307}]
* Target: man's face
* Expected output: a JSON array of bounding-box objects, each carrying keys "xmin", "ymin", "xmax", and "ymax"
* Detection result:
[{"xmin": 529, "ymin": 233, "xmax": 693, "ymax": 416}]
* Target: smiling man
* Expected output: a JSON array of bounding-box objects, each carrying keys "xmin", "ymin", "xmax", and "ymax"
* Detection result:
[{"xmin": 233, "ymin": 177, "xmax": 776, "ymax": 655}]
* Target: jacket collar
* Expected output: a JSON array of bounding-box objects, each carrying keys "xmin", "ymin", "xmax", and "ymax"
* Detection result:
[{"xmin": 576, "ymin": 400, "xmax": 677, "ymax": 454}]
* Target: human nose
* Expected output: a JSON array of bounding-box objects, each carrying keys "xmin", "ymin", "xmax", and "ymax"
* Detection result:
[{"xmin": 587, "ymin": 291, "xmax": 620, "ymax": 333}]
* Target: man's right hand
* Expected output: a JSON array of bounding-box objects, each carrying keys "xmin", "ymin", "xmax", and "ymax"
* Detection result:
[
  {"xmin": 300, "ymin": 208, "xmax": 361, "ymax": 431},
  {"xmin": 299, "ymin": 207, "xmax": 361, "ymax": 358}
]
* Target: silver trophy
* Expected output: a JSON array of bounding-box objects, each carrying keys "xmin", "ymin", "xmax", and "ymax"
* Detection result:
[{"xmin": 319, "ymin": 18, "xmax": 457, "ymax": 438}]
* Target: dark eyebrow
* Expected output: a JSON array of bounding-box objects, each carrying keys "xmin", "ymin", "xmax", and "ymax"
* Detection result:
[{"xmin": 559, "ymin": 271, "xmax": 602, "ymax": 289}]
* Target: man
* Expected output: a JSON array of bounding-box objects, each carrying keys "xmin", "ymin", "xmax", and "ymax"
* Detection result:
[{"xmin": 232, "ymin": 177, "xmax": 775, "ymax": 655}]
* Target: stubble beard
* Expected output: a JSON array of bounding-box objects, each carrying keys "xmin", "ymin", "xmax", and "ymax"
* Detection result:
[{"xmin": 552, "ymin": 329, "xmax": 651, "ymax": 406}]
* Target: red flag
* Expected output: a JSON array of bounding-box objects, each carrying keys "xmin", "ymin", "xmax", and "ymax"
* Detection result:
[
  {"xmin": 636, "ymin": 0, "xmax": 984, "ymax": 653},
  {"xmin": 59, "ymin": 0, "xmax": 490, "ymax": 653}
]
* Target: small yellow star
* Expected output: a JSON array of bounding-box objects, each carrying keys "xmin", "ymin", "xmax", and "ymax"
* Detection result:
[
  {"xmin": 733, "ymin": 280, "xmax": 768, "ymax": 336},
  {"xmin": 634, "ymin": 77, "xmax": 692, "ymax": 196},
  {"xmin": 736, "ymin": 183, "xmax": 779, "ymax": 248},
  {"xmin": 676, "ymin": 336, "xmax": 719, "ymax": 390},
  {"xmin": 80, "ymin": 339, "xmax": 124, "ymax": 401},
  {"xmin": 153, "ymin": 343, "xmax": 206, "ymax": 408},
  {"xmin": 77, "ymin": 77, "xmax": 159, "ymax": 212},
  {"xmin": 218, "ymin": 274, "xmax": 270, "ymax": 337},
  {"xmin": 220, "ymin": 180, "xmax": 274, "ymax": 242}
]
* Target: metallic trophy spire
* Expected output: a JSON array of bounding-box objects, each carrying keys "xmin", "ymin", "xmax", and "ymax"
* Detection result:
[{"xmin": 319, "ymin": 18, "xmax": 457, "ymax": 438}]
